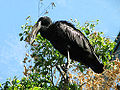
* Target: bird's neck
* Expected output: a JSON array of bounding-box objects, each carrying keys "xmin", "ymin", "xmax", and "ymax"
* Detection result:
[{"xmin": 40, "ymin": 26, "xmax": 50, "ymax": 39}]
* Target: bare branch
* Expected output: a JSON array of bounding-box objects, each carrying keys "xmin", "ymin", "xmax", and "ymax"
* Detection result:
[{"xmin": 56, "ymin": 65, "xmax": 66, "ymax": 80}]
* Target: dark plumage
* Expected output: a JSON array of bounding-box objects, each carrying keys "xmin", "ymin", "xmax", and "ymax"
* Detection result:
[{"xmin": 30, "ymin": 16, "xmax": 104, "ymax": 73}]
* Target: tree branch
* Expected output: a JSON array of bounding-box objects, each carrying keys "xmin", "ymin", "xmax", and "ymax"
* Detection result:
[{"xmin": 56, "ymin": 65, "xmax": 66, "ymax": 80}]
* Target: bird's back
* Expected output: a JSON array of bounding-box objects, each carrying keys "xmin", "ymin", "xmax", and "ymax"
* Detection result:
[{"xmin": 48, "ymin": 21, "xmax": 93, "ymax": 55}]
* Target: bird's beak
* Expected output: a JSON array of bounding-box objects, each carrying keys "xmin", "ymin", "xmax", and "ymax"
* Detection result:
[{"xmin": 30, "ymin": 21, "xmax": 41, "ymax": 45}]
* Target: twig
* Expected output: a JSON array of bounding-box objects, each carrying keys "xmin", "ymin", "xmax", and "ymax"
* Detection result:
[
  {"xmin": 61, "ymin": 64, "xmax": 66, "ymax": 72},
  {"xmin": 56, "ymin": 65, "xmax": 65, "ymax": 80},
  {"xmin": 50, "ymin": 66, "xmax": 54, "ymax": 86}
]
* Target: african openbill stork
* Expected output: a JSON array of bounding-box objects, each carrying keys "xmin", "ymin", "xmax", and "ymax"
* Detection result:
[{"xmin": 30, "ymin": 16, "xmax": 104, "ymax": 73}]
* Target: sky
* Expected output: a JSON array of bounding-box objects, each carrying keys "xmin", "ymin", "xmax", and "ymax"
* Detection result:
[{"xmin": 0, "ymin": 0, "xmax": 120, "ymax": 84}]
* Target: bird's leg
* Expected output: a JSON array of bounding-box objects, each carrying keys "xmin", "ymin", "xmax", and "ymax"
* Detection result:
[
  {"xmin": 66, "ymin": 45, "xmax": 70, "ymax": 69},
  {"xmin": 66, "ymin": 49, "xmax": 70, "ymax": 70},
  {"xmin": 64, "ymin": 45, "xmax": 70, "ymax": 88}
]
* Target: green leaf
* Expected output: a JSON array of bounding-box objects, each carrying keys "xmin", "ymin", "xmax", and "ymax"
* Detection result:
[
  {"xmin": 16, "ymin": 80, "xmax": 20, "ymax": 83},
  {"xmin": 19, "ymin": 33, "xmax": 23, "ymax": 36},
  {"xmin": 24, "ymin": 31, "xmax": 28, "ymax": 35},
  {"xmin": 85, "ymin": 28, "xmax": 90, "ymax": 35},
  {"xmin": 96, "ymin": 19, "xmax": 99, "ymax": 22},
  {"xmin": 79, "ymin": 67, "xmax": 83, "ymax": 72},
  {"xmin": 21, "ymin": 25, "xmax": 24, "ymax": 29},
  {"xmin": 17, "ymin": 84, "xmax": 22, "ymax": 87},
  {"xmin": 112, "ymin": 62, "xmax": 115, "ymax": 66},
  {"xmin": 82, "ymin": 27, "xmax": 85, "ymax": 30},
  {"xmin": 20, "ymin": 36, "xmax": 23, "ymax": 41}
]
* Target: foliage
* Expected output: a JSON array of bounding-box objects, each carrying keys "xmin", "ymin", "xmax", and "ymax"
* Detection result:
[
  {"xmin": 68, "ymin": 58, "xmax": 120, "ymax": 89},
  {"xmin": 0, "ymin": 75, "xmax": 58, "ymax": 90},
  {"xmin": 1, "ymin": 59, "xmax": 120, "ymax": 89}
]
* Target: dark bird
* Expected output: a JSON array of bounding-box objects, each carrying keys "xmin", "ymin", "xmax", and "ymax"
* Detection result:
[{"xmin": 30, "ymin": 16, "xmax": 104, "ymax": 73}]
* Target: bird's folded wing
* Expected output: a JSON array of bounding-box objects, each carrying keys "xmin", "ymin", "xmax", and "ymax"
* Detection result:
[{"xmin": 59, "ymin": 22, "xmax": 94, "ymax": 53}]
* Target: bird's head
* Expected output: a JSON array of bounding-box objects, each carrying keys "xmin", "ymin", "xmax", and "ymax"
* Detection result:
[{"xmin": 30, "ymin": 16, "xmax": 52, "ymax": 44}]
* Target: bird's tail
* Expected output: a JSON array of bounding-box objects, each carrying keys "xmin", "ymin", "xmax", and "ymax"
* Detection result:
[
  {"xmin": 87, "ymin": 53, "xmax": 104, "ymax": 73},
  {"xmin": 89, "ymin": 61, "xmax": 104, "ymax": 73}
]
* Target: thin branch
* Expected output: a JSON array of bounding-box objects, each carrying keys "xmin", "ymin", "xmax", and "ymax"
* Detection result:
[
  {"xmin": 61, "ymin": 64, "xmax": 66, "ymax": 72},
  {"xmin": 56, "ymin": 65, "xmax": 65, "ymax": 80},
  {"xmin": 50, "ymin": 65, "xmax": 54, "ymax": 86}
]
